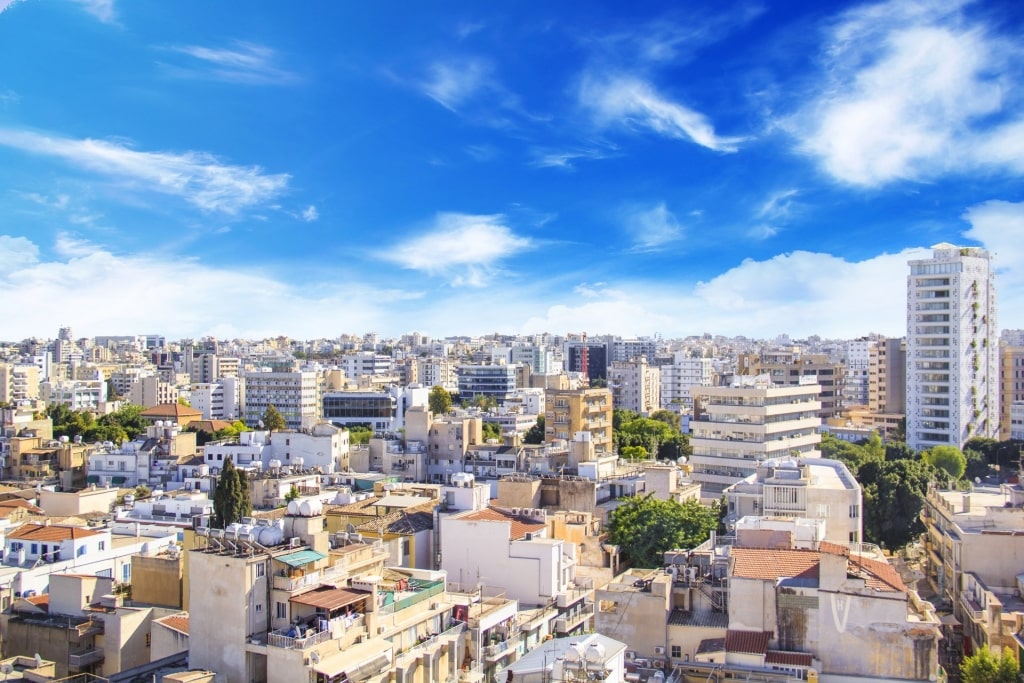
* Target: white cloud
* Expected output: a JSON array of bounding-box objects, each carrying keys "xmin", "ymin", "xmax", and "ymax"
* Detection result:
[
  {"xmin": 757, "ymin": 189, "xmax": 798, "ymax": 220},
  {"xmin": 164, "ymin": 41, "xmax": 299, "ymax": 85},
  {"xmin": 624, "ymin": 202, "xmax": 681, "ymax": 252},
  {"xmin": 301, "ymin": 205, "xmax": 319, "ymax": 222},
  {"xmin": 746, "ymin": 224, "xmax": 778, "ymax": 240},
  {"xmin": 580, "ymin": 74, "xmax": 744, "ymax": 152},
  {"xmin": 71, "ymin": 0, "xmax": 115, "ymax": 23},
  {"xmin": 421, "ymin": 59, "xmax": 491, "ymax": 111},
  {"xmin": 0, "ymin": 235, "xmax": 418, "ymax": 340},
  {"xmin": 792, "ymin": 0, "xmax": 1024, "ymax": 185},
  {"xmin": 530, "ymin": 146, "xmax": 614, "ymax": 170},
  {"xmin": 379, "ymin": 213, "xmax": 535, "ymax": 287},
  {"xmin": 961, "ymin": 199, "xmax": 1024, "ymax": 307},
  {"xmin": 0, "ymin": 0, "xmax": 21, "ymax": 14},
  {"xmin": 0, "ymin": 129, "xmax": 290, "ymax": 214}
]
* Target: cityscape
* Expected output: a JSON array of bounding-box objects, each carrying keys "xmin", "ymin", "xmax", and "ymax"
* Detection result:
[
  {"xmin": 0, "ymin": 243, "xmax": 1020, "ymax": 683},
  {"xmin": 2, "ymin": 1, "xmax": 1024, "ymax": 683}
]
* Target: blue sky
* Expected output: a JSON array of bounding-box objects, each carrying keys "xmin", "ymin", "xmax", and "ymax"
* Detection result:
[{"xmin": 1, "ymin": 0, "xmax": 1022, "ymax": 342}]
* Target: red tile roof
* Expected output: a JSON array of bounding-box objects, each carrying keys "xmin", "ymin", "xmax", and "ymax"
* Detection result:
[
  {"xmin": 730, "ymin": 548, "xmax": 819, "ymax": 582},
  {"xmin": 156, "ymin": 614, "xmax": 189, "ymax": 635},
  {"xmin": 8, "ymin": 523, "xmax": 104, "ymax": 541},
  {"xmin": 725, "ymin": 630, "xmax": 771, "ymax": 655},
  {"xmin": 766, "ymin": 650, "xmax": 813, "ymax": 667},
  {"xmin": 850, "ymin": 554, "xmax": 906, "ymax": 592},
  {"xmin": 457, "ymin": 507, "xmax": 546, "ymax": 540}
]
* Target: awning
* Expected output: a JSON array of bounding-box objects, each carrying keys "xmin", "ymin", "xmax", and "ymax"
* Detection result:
[
  {"xmin": 275, "ymin": 549, "xmax": 327, "ymax": 568},
  {"xmin": 313, "ymin": 639, "xmax": 392, "ymax": 679},
  {"xmin": 290, "ymin": 586, "xmax": 368, "ymax": 611},
  {"xmin": 940, "ymin": 613, "xmax": 961, "ymax": 626}
]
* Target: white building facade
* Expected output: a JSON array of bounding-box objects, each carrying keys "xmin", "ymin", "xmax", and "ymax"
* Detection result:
[{"xmin": 907, "ymin": 244, "xmax": 999, "ymax": 451}]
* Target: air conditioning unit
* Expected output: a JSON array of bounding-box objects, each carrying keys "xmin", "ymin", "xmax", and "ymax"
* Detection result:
[
  {"xmin": 289, "ymin": 537, "xmax": 301, "ymax": 548},
  {"xmin": 378, "ymin": 626, "xmax": 387, "ymax": 634},
  {"xmin": 654, "ymin": 646, "xmax": 665, "ymax": 655}
]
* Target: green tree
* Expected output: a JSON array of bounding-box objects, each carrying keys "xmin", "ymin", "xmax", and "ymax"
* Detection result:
[
  {"xmin": 213, "ymin": 458, "xmax": 251, "ymax": 528},
  {"xmin": 884, "ymin": 441, "xmax": 916, "ymax": 461},
  {"xmin": 923, "ymin": 445, "xmax": 967, "ymax": 481},
  {"xmin": 347, "ymin": 425, "xmax": 373, "ymax": 445},
  {"xmin": 620, "ymin": 445, "xmax": 647, "ymax": 461},
  {"xmin": 960, "ymin": 646, "xmax": 1019, "ymax": 683},
  {"xmin": 650, "ymin": 410, "xmax": 681, "ymax": 432},
  {"xmin": 262, "ymin": 404, "xmax": 287, "ymax": 432},
  {"xmin": 428, "ymin": 385, "xmax": 453, "ymax": 415},
  {"xmin": 858, "ymin": 458, "xmax": 938, "ymax": 550},
  {"xmin": 284, "ymin": 484, "xmax": 300, "ymax": 504},
  {"xmin": 482, "ymin": 422, "xmax": 501, "ymax": 442},
  {"xmin": 523, "ymin": 416, "xmax": 545, "ymax": 445},
  {"xmin": 607, "ymin": 496, "xmax": 718, "ymax": 568}
]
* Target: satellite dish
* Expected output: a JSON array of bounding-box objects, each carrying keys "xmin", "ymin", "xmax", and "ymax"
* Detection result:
[
  {"xmin": 310, "ymin": 652, "xmax": 320, "ymax": 664},
  {"xmin": 346, "ymin": 523, "xmax": 356, "ymax": 534},
  {"xmin": 34, "ymin": 654, "xmax": 42, "ymax": 668}
]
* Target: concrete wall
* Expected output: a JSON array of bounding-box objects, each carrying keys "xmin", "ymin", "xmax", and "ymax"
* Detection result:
[
  {"xmin": 131, "ymin": 553, "xmax": 183, "ymax": 608},
  {"xmin": 152, "ymin": 620, "xmax": 189, "ymax": 662},
  {"xmin": 495, "ymin": 478, "xmax": 542, "ymax": 508},
  {"xmin": 39, "ymin": 488, "xmax": 119, "ymax": 516},
  {"xmin": 594, "ymin": 573, "xmax": 672, "ymax": 660}
]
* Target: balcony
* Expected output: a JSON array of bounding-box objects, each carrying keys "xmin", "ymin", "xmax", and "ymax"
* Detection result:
[
  {"xmin": 482, "ymin": 636, "xmax": 517, "ymax": 661},
  {"xmin": 69, "ymin": 648, "xmax": 104, "ymax": 668},
  {"xmin": 960, "ymin": 593, "xmax": 985, "ymax": 622}
]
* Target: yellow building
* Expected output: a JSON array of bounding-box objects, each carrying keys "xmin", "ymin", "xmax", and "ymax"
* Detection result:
[{"xmin": 544, "ymin": 388, "xmax": 612, "ymax": 454}]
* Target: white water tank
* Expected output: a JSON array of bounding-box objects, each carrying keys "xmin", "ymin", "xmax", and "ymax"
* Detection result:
[
  {"xmin": 255, "ymin": 524, "xmax": 284, "ymax": 546},
  {"xmin": 287, "ymin": 500, "xmax": 301, "ymax": 516}
]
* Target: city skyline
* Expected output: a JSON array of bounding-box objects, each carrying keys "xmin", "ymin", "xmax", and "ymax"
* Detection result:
[{"xmin": 1, "ymin": 0, "xmax": 1022, "ymax": 341}]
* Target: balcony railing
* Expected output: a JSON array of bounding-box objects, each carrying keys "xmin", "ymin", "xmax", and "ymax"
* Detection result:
[{"xmin": 69, "ymin": 648, "xmax": 104, "ymax": 668}]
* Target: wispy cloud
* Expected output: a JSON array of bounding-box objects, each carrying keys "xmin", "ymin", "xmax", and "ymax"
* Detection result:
[
  {"xmin": 163, "ymin": 41, "xmax": 299, "ymax": 85},
  {"xmin": 580, "ymin": 74, "xmax": 744, "ymax": 152},
  {"xmin": 0, "ymin": 128, "xmax": 290, "ymax": 214},
  {"xmin": 530, "ymin": 146, "xmax": 614, "ymax": 170},
  {"xmin": 623, "ymin": 202, "xmax": 682, "ymax": 252},
  {"xmin": 465, "ymin": 144, "xmax": 499, "ymax": 162},
  {"xmin": 421, "ymin": 59, "xmax": 492, "ymax": 111},
  {"xmin": 746, "ymin": 224, "xmax": 779, "ymax": 241},
  {"xmin": 71, "ymin": 0, "xmax": 116, "ymax": 23},
  {"xmin": 757, "ymin": 189, "xmax": 798, "ymax": 220},
  {"xmin": 586, "ymin": 5, "xmax": 766, "ymax": 66},
  {"xmin": 301, "ymin": 205, "xmax": 319, "ymax": 222},
  {"xmin": 379, "ymin": 213, "xmax": 535, "ymax": 287},
  {"xmin": 791, "ymin": 0, "xmax": 1024, "ymax": 185}
]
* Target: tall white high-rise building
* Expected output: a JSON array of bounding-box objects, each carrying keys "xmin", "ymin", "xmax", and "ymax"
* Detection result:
[{"xmin": 906, "ymin": 244, "xmax": 998, "ymax": 451}]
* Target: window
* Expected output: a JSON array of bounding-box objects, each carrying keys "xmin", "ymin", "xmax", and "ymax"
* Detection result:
[
  {"xmin": 123, "ymin": 564, "xmax": 131, "ymax": 582},
  {"xmin": 671, "ymin": 645, "xmax": 682, "ymax": 659},
  {"xmin": 849, "ymin": 504, "xmax": 860, "ymax": 518},
  {"xmin": 255, "ymin": 603, "xmax": 263, "ymax": 613},
  {"xmin": 255, "ymin": 563, "xmax": 265, "ymax": 577},
  {"xmin": 30, "ymin": 544, "xmax": 37, "ymax": 554},
  {"xmin": 98, "ymin": 541, "xmax": 106, "ymax": 551},
  {"xmin": 276, "ymin": 602, "xmax": 287, "ymax": 619}
]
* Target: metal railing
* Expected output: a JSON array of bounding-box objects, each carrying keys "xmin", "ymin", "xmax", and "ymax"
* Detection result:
[{"xmin": 69, "ymin": 649, "xmax": 104, "ymax": 668}]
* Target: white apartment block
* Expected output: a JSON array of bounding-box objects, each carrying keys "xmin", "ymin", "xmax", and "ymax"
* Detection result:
[
  {"xmin": 842, "ymin": 340, "xmax": 874, "ymax": 407},
  {"xmin": 907, "ymin": 244, "xmax": 999, "ymax": 450},
  {"xmin": 608, "ymin": 357, "xmax": 660, "ymax": 415},
  {"xmin": 725, "ymin": 457, "xmax": 863, "ymax": 545},
  {"xmin": 40, "ymin": 379, "xmax": 107, "ymax": 411},
  {"xmin": 241, "ymin": 370, "xmax": 320, "ymax": 430},
  {"xmin": 660, "ymin": 354, "xmax": 714, "ymax": 410},
  {"xmin": 417, "ymin": 357, "xmax": 458, "ymax": 390},
  {"xmin": 339, "ymin": 352, "xmax": 394, "ymax": 378},
  {"xmin": 690, "ymin": 378, "xmax": 822, "ymax": 498},
  {"xmin": 189, "ymin": 377, "xmax": 241, "ymax": 420}
]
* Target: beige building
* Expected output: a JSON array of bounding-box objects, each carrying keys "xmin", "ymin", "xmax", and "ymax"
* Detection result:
[
  {"xmin": 744, "ymin": 353, "xmax": 845, "ymax": 419},
  {"xmin": 609, "ymin": 357, "xmax": 660, "ymax": 415},
  {"xmin": 724, "ymin": 458, "xmax": 862, "ymax": 545},
  {"xmin": 921, "ymin": 482, "xmax": 1024, "ymax": 657},
  {"xmin": 0, "ymin": 363, "xmax": 41, "ymax": 403},
  {"xmin": 131, "ymin": 546, "xmax": 184, "ymax": 608},
  {"xmin": 690, "ymin": 380, "xmax": 822, "ymax": 498},
  {"xmin": 1000, "ymin": 344, "xmax": 1024, "ymax": 440},
  {"xmin": 38, "ymin": 486, "xmax": 119, "ymax": 517},
  {"xmin": 544, "ymin": 388, "xmax": 613, "ymax": 454}
]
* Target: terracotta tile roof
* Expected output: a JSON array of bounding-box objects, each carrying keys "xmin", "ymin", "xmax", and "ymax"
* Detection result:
[
  {"xmin": 725, "ymin": 630, "xmax": 771, "ymax": 655},
  {"xmin": 141, "ymin": 404, "xmax": 202, "ymax": 419},
  {"xmin": 26, "ymin": 594, "xmax": 49, "ymax": 608},
  {"xmin": 0, "ymin": 499, "xmax": 43, "ymax": 512},
  {"xmin": 730, "ymin": 547, "xmax": 820, "ymax": 582},
  {"xmin": 766, "ymin": 650, "xmax": 813, "ymax": 667},
  {"xmin": 8, "ymin": 523, "xmax": 104, "ymax": 541},
  {"xmin": 457, "ymin": 507, "xmax": 546, "ymax": 540},
  {"xmin": 155, "ymin": 613, "xmax": 189, "ymax": 635},
  {"xmin": 819, "ymin": 541, "xmax": 850, "ymax": 557},
  {"xmin": 850, "ymin": 554, "xmax": 906, "ymax": 592}
]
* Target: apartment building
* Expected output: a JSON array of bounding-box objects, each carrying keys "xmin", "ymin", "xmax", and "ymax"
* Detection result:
[
  {"xmin": 842, "ymin": 339, "xmax": 873, "ymax": 407},
  {"xmin": 0, "ymin": 363, "xmax": 40, "ymax": 403},
  {"xmin": 689, "ymin": 379, "xmax": 822, "ymax": 497},
  {"xmin": 457, "ymin": 364, "xmax": 519, "ymax": 406},
  {"xmin": 999, "ymin": 344, "xmax": 1024, "ymax": 440},
  {"xmin": 608, "ymin": 357, "xmax": 660, "ymax": 415},
  {"xmin": 749, "ymin": 353, "xmax": 844, "ymax": 420},
  {"xmin": 724, "ymin": 458, "xmax": 862, "ymax": 545},
  {"xmin": 907, "ymin": 243, "xmax": 999, "ymax": 450},
  {"xmin": 189, "ymin": 377, "xmax": 241, "ymax": 421},
  {"xmin": 544, "ymin": 388, "xmax": 613, "ymax": 454},
  {"xmin": 920, "ymin": 482, "xmax": 1024, "ymax": 657},
  {"xmin": 241, "ymin": 370, "xmax": 320, "ymax": 430},
  {"xmin": 660, "ymin": 355, "xmax": 715, "ymax": 411}
]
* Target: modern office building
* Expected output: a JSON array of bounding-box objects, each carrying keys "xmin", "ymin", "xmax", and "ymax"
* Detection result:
[
  {"xmin": 241, "ymin": 370, "xmax": 320, "ymax": 430},
  {"xmin": 456, "ymin": 364, "xmax": 518, "ymax": 406},
  {"xmin": 906, "ymin": 244, "xmax": 998, "ymax": 451},
  {"xmin": 689, "ymin": 378, "xmax": 822, "ymax": 497}
]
